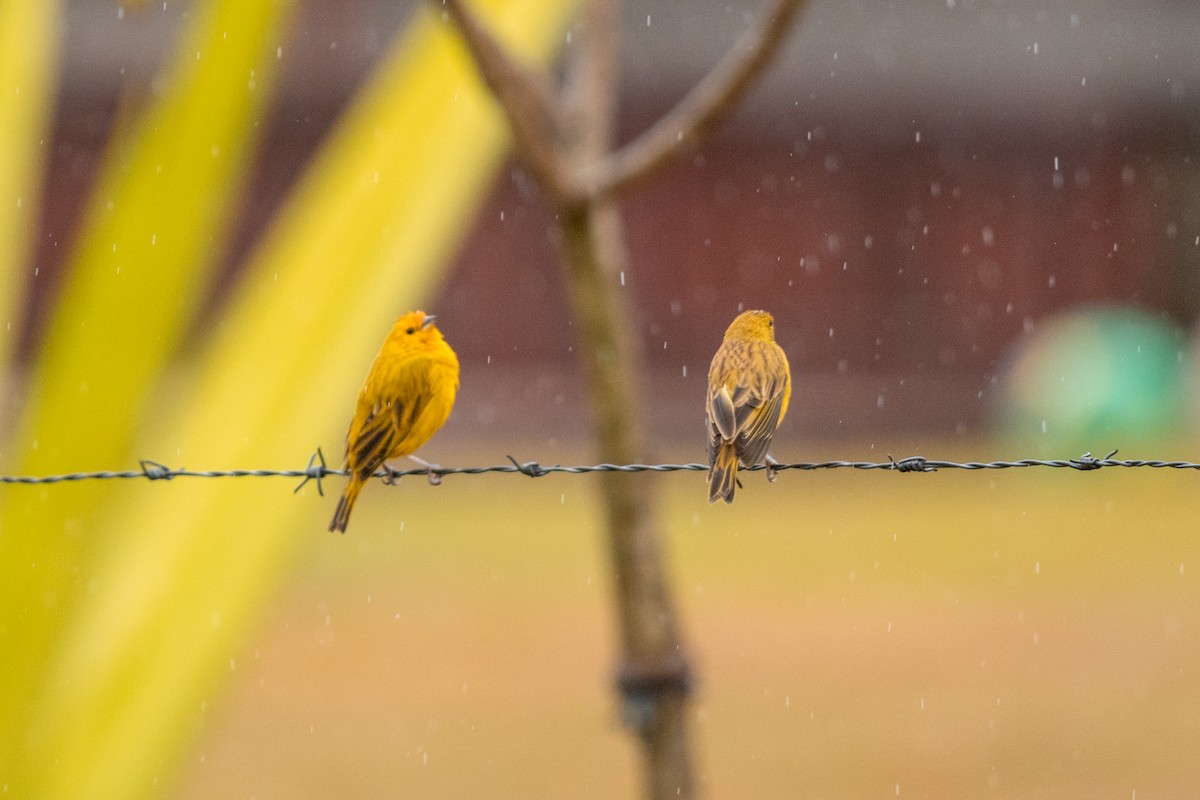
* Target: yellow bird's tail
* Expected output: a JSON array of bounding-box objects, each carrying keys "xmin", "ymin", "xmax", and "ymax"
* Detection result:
[
  {"xmin": 329, "ymin": 477, "xmax": 364, "ymax": 533},
  {"xmin": 708, "ymin": 443, "xmax": 738, "ymax": 504}
]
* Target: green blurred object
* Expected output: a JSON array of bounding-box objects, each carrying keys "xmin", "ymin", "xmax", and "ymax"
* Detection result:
[{"xmin": 997, "ymin": 305, "xmax": 1189, "ymax": 451}]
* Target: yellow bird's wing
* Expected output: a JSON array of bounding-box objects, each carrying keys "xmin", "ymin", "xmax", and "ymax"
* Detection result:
[{"xmin": 346, "ymin": 401, "xmax": 399, "ymax": 481}]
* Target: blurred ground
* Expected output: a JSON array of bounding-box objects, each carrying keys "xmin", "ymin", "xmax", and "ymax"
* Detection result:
[{"xmin": 175, "ymin": 439, "xmax": 1200, "ymax": 799}]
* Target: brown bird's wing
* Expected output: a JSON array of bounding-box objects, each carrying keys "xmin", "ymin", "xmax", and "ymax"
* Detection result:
[
  {"xmin": 708, "ymin": 373, "xmax": 787, "ymax": 464},
  {"xmin": 733, "ymin": 375, "xmax": 787, "ymax": 467},
  {"xmin": 708, "ymin": 385, "xmax": 737, "ymax": 442}
]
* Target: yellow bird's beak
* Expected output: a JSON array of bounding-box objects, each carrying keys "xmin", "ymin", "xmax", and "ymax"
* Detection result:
[{"xmin": 422, "ymin": 313, "xmax": 437, "ymax": 328}]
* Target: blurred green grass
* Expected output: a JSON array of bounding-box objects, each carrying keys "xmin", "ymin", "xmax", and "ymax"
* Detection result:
[{"xmin": 174, "ymin": 440, "xmax": 1200, "ymax": 799}]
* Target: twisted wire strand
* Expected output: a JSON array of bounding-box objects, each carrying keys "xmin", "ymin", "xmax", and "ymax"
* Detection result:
[{"xmin": 1, "ymin": 449, "xmax": 1197, "ymax": 496}]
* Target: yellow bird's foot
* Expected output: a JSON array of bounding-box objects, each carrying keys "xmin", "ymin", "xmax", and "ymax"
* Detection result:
[
  {"xmin": 409, "ymin": 454, "xmax": 443, "ymax": 486},
  {"xmin": 381, "ymin": 465, "xmax": 403, "ymax": 486}
]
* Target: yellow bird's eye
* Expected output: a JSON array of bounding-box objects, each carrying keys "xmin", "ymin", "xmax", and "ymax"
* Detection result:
[{"xmin": 405, "ymin": 327, "xmax": 416, "ymax": 335}]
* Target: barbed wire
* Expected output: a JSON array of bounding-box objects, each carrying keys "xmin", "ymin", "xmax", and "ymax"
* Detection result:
[{"xmin": 1, "ymin": 449, "xmax": 1197, "ymax": 496}]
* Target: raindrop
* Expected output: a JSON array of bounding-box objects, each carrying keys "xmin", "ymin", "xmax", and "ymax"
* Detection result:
[
  {"xmin": 682, "ymin": 365, "xmax": 688, "ymax": 377},
  {"xmin": 619, "ymin": 271, "xmax": 625, "ymax": 286}
]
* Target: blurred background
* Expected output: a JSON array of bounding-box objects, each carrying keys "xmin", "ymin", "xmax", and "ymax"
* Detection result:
[{"xmin": 3, "ymin": 0, "xmax": 1200, "ymax": 798}]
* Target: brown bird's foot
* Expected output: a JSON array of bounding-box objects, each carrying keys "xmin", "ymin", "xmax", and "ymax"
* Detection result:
[
  {"xmin": 765, "ymin": 454, "xmax": 780, "ymax": 483},
  {"xmin": 408, "ymin": 454, "xmax": 443, "ymax": 486}
]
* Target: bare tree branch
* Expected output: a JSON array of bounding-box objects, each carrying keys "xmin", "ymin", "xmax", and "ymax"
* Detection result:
[
  {"xmin": 434, "ymin": 0, "xmax": 580, "ymax": 202},
  {"xmin": 437, "ymin": 1, "xmax": 805, "ymax": 797},
  {"xmin": 579, "ymin": 0, "xmax": 807, "ymax": 198},
  {"xmin": 559, "ymin": 2, "xmax": 696, "ymax": 796}
]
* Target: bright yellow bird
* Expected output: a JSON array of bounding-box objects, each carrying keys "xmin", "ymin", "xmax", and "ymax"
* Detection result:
[
  {"xmin": 705, "ymin": 309, "xmax": 792, "ymax": 503},
  {"xmin": 329, "ymin": 310, "xmax": 460, "ymax": 533}
]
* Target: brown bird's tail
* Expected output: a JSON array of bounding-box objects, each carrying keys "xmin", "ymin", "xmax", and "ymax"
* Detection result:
[
  {"xmin": 708, "ymin": 443, "xmax": 738, "ymax": 504},
  {"xmin": 329, "ymin": 478, "xmax": 364, "ymax": 533}
]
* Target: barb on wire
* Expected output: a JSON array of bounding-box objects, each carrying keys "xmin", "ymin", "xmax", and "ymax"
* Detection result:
[
  {"xmin": 2, "ymin": 448, "xmax": 1200, "ymax": 488},
  {"xmin": 293, "ymin": 448, "xmax": 328, "ymax": 496}
]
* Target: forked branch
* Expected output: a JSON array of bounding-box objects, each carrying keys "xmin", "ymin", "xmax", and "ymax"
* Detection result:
[
  {"xmin": 580, "ymin": 0, "xmax": 807, "ymax": 197},
  {"xmin": 436, "ymin": 0, "xmax": 806, "ymax": 203}
]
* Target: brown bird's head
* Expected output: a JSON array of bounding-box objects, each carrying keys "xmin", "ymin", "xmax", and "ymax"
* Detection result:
[{"xmin": 724, "ymin": 309, "xmax": 777, "ymax": 342}]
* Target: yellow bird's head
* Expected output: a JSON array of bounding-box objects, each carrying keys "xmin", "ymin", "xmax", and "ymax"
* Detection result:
[
  {"xmin": 386, "ymin": 309, "xmax": 445, "ymax": 351},
  {"xmin": 724, "ymin": 309, "xmax": 777, "ymax": 342}
]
